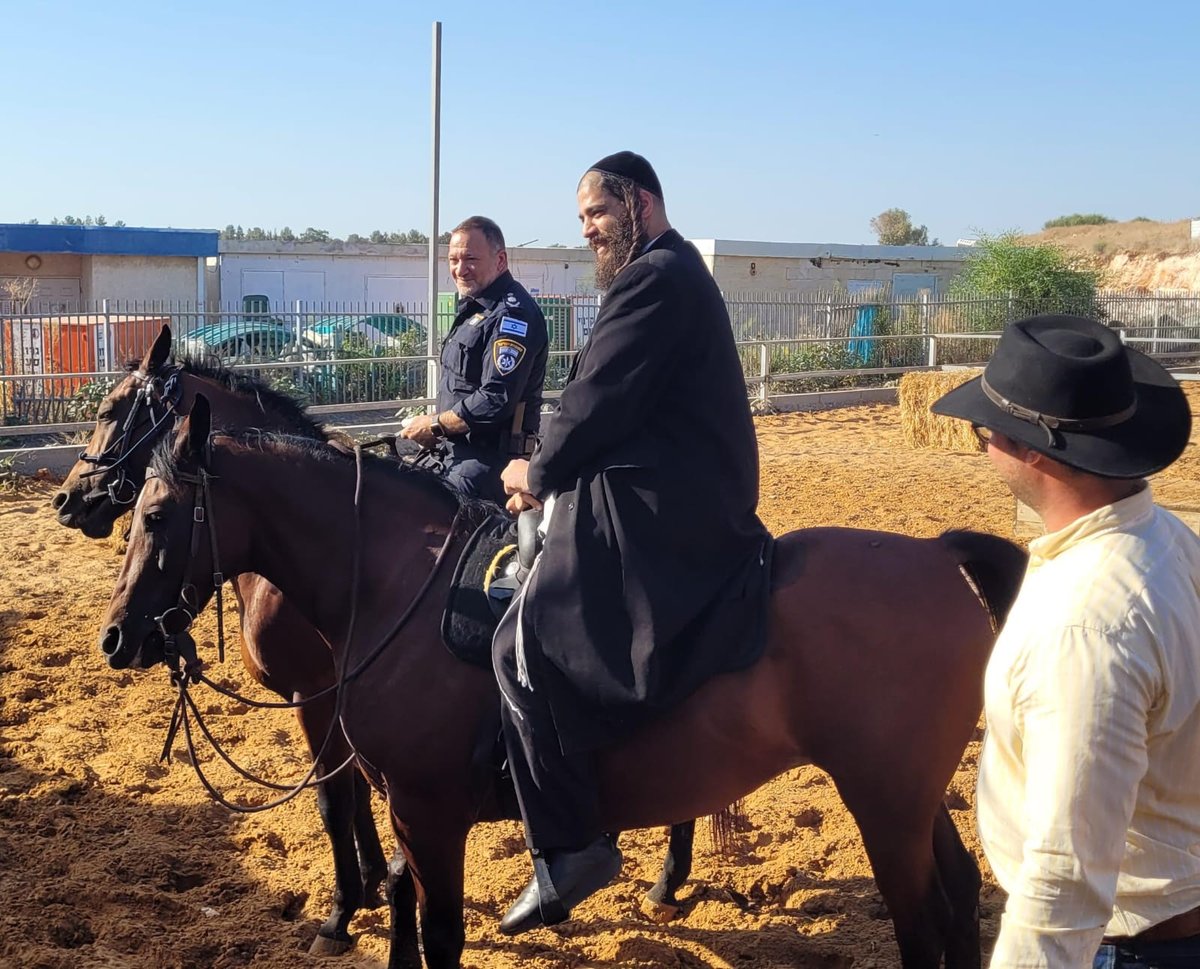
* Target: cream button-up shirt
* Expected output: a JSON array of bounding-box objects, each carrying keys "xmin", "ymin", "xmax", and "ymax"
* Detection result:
[{"xmin": 979, "ymin": 487, "xmax": 1200, "ymax": 968}]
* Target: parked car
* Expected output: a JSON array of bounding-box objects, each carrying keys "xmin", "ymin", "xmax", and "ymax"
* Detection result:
[
  {"xmin": 179, "ymin": 320, "xmax": 321, "ymax": 364},
  {"xmin": 303, "ymin": 313, "xmax": 426, "ymax": 351}
]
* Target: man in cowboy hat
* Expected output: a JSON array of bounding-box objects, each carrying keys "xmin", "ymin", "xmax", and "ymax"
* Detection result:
[{"xmin": 933, "ymin": 314, "xmax": 1200, "ymax": 968}]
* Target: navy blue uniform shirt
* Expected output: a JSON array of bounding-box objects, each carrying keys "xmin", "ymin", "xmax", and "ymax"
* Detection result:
[{"xmin": 437, "ymin": 270, "xmax": 548, "ymax": 455}]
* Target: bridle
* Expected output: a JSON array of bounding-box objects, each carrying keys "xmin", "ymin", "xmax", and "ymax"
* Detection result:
[
  {"xmin": 143, "ymin": 440, "xmax": 464, "ymax": 813},
  {"xmin": 79, "ymin": 367, "xmax": 183, "ymax": 506}
]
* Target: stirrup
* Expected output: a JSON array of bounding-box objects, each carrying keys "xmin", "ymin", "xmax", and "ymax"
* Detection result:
[{"xmin": 515, "ymin": 508, "xmax": 542, "ymax": 581}]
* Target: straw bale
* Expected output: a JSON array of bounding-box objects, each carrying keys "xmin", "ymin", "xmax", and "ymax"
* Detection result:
[{"xmin": 899, "ymin": 370, "xmax": 984, "ymax": 452}]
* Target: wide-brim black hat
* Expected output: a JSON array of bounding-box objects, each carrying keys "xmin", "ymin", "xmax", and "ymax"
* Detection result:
[{"xmin": 932, "ymin": 314, "xmax": 1191, "ymax": 479}]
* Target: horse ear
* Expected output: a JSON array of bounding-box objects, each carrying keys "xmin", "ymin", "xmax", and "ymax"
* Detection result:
[
  {"xmin": 142, "ymin": 325, "xmax": 172, "ymax": 373},
  {"xmin": 185, "ymin": 393, "xmax": 212, "ymax": 465}
]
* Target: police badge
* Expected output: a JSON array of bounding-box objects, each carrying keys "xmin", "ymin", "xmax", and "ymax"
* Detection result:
[{"xmin": 493, "ymin": 338, "xmax": 525, "ymax": 375}]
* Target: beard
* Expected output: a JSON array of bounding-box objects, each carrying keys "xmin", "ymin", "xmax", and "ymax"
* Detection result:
[{"xmin": 592, "ymin": 207, "xmax": 636, "ymax": 290}]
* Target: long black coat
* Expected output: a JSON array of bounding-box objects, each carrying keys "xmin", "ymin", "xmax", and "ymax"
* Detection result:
[{"xmin": 525, "ymin": 229, "xmax": 772, "ymax": 752}]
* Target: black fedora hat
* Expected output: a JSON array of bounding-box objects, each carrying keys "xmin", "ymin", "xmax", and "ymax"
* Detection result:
[{"xmin": 931, "ymin": 314, "xmax": 1191, "ymax": 479}]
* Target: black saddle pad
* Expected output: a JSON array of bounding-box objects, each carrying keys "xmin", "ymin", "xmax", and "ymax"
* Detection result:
[{"xmin": 441, "ymin": 513, "xmax": 515, "ymax": 668}]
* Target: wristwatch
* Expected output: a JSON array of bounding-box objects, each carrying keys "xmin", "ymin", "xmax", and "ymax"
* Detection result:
[{"xmin": 430, "ymin": 417, "xmax": 447, "ymax": 439}]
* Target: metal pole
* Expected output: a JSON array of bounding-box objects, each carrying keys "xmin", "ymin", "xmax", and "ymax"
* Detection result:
[{"xmin": 426, "ymin": 21, "xmax": 442, "ymax": 412}]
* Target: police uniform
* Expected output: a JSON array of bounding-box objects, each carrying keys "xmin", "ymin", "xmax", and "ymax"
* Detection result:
[{"xmin": 437, "ymin": 270, "xmax": 548, "ymax": 504}]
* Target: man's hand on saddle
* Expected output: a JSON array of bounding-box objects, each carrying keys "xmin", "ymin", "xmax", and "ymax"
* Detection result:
[
  {"xmin": 502, "ymin": 459, "xmax": 543, "ymax": 514},
  {"xmin": 400, "ymin": 411, "xmax": 468, "ymax": 450}
]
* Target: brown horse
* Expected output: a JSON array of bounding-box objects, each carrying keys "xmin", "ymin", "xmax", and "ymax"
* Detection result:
[
  {"xmin": 100, "ymin": 401, "xmax": 1027, "ymax": 969},
  {"xmin": 53, "ymin": 328, "xmax": 389, "ymax": 955},
  {"xmin": 58, "ymin": 329, "xmax": 701, "ymax": 950}
]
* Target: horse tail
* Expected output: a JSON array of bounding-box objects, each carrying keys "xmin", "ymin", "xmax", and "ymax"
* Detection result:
[
  {"xmin": 938, "ymin": 530, "xmax": 1028, "ymax": 634},
  {"xmin": 708, "ymin": 798, "xmax": 746, "ymax": 855}
]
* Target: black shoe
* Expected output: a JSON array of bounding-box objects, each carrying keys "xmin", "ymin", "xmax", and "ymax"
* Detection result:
[{"xmin": 498, "ymin": 837, "xmax": 623, "ymax": 936}]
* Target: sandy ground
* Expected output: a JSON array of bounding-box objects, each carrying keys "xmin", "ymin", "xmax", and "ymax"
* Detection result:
[{"xmin": 2, "ymin": 397, "xmax": 1197, "ymax": 969}]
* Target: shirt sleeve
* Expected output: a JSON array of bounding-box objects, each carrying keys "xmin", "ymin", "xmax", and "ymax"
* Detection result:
[
  {"xmin": 451, "ymin": 310, "xmax": 546, "ymax": 430},
  {"xmin": 527, "ymin": 261, "xmax": 677, "ymax": 496},
  {"xmin": 989, "ymin": 624, "xmax": 1157, "ymax": 968}
]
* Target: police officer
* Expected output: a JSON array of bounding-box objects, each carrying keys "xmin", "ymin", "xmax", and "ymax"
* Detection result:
[{"xmin": 400, "ymin": 216, "xmax": 548, "ymax": 505}]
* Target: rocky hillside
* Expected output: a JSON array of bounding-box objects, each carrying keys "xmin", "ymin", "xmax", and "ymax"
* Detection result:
[{"xmin": 1021, "ymin": 218, "xmax": 1200, "ymax": 291}]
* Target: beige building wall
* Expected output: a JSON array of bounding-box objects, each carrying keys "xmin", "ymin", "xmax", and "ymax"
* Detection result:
[
  {"xmin": 692, "ymin": 241, "xmax": 972, "ymax": 295},
  {"xmin": 83, "ymin": 255, "xmax": 200, "ymax": 304},
  {"xmin": 709, "ymin": 253, "xmax": 962, "ymax": 293}
]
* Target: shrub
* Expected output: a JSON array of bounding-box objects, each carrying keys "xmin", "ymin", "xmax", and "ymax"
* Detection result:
[
  {"xmin": 948, "ymin": 233, "xmax": 1101, "ymax": 329},
  {"xmin": 64, "ymin": 377, "xmax": 118, "ymax": 422},
  {"xmin": 1043, "ymin": 214, "xmax": 1114, "ymax": 228}
]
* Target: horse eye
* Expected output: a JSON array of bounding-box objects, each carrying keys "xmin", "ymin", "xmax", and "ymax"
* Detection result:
[{"xmin": 144, "ymin": 510, "xmax": 166, "ymax": 527}]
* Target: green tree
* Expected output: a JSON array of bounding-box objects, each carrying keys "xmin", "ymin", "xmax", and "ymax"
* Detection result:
[
  {"xmin": 299, "ymin": 227, "xmax": 331, "ymax": 243},
  {"xmin": 870, "ymin": 208, "xmax": 938, "ymax": 246},
  {"xmin": 949, "ymin": 233, "xmax": 1101, "ymax": 326}
]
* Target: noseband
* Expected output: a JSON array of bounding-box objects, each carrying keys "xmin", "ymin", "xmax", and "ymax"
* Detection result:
[
  {"xmin": 140, "ymin": 442, "xmax": 464, "ymax": 813},
  {"xmin": 79, "ymin": 367, "xmax": 183, "ymax": 506},
  {"xmin": 145, "ymin": 461, "xmax": 226, "ymax": 666}
]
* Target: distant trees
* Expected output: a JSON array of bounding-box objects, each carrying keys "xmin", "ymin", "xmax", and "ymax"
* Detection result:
[
  {"xmin": 870, "ymin": 208, "xmax": 938, "ymax": 246},
  {"xmin": 1043, "ymin": 213, "xmax": 1113, "ymax": 229},
  {"xmin": 219, "ymin": 225, "xmax": 452, "ymax": 244},
  {"xmin": 24, "ymin": 215, "xmax": 126, "ymax": 227}
]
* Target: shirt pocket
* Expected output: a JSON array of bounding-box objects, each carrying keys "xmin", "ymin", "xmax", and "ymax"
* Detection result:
[{"xmin": 444, "ymin": 322, "xmax": 489, "ymax": 382}]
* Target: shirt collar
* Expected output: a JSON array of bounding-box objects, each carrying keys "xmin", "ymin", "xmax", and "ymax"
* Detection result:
[
  {"xmin": 1028, "ymin": 485, "xmax": 1155, "ymax": 565},
  {"xmin": 459, "ymin": 269, "xmax": 515, "ymax": 311}
]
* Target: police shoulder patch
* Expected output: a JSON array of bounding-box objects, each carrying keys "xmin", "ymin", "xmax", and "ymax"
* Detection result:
[
  {"xmin": 493, "ymin": 338, "xmax": 526, "ymax": 376},
  {"xmin": 499, "ymin": 316, "xmax": 528, "ymax": 337},
  {"xmin": 505, "ymin": 293, "xmax": 521, "ymax": 307}
]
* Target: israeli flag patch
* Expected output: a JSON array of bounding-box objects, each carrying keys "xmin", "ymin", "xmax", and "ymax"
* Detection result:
[{"xmin": 499, "ymin": 317, "xmax": 528, "ymax": 337}]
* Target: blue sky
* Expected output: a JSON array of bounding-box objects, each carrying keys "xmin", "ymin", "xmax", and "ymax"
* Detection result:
[{"xmin": 4, "ymin": 0, "xmax": 1197, "ymax": 246}]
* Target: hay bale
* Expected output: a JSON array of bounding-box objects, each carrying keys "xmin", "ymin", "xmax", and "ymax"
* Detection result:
[{"xmin": 899, "ymin": 370, "xmax": 984, "ymax": 452}]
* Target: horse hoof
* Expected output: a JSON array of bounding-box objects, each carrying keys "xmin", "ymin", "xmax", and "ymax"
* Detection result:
[
  {"xmin": 309, "ymin": 933, "xmax": 355, "ymax": 957},
  {"xmin": 639, "ymin": 897, "xmax": 680, "ymax": 923}
]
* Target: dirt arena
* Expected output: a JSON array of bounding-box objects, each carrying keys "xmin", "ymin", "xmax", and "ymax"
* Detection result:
[{"xmin": 3, "ymin": 397, "xmax": 1199, "ymax": 969}]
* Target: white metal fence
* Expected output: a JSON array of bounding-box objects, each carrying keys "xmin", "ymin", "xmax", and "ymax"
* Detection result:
[{"xmin": 3, "ymin": 290, "xmax": 1199, "ymax": 436}]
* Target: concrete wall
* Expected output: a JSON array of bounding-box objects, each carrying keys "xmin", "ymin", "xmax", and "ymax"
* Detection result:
[
  {"xmin": 82, "ymin": 255, "xmax": 201, "ymax": 304},
  {"xmin": 0, "ymin": 253, "xmax": 84, "ymax": 312},
  {"xmin": 693, "ymin": 240, "xmax": 973, "ymax": 296},
  {"xmin": 709, "ymin": 253, "xmax": 962, "ymax": 294},
  {"xmin": 215, "ymin": 241, "xmax": 597, "ymax": 310}
]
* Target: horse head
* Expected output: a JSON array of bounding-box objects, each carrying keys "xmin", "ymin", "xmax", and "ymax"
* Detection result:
[
  {"xmin": 52, "ymin": 325, "xmax": 177, "ymax": 537},
  {"xmin": 99, "ymin": 395, "xmax": 224, "ymax": 670}
]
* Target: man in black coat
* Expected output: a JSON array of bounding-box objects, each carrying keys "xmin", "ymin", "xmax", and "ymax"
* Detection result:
[{"xmin": 493, "ymin": 152, "xmax": 772, "ymax": 934}]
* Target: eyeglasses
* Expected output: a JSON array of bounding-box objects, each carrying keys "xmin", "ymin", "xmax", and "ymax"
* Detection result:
[{"xmin": 972, "ymin": 424, "xmax": 993, "ymax": 446}]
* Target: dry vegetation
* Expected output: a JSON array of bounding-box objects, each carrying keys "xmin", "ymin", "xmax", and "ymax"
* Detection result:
[{"xmin": 1022, "ymin": 218, "xmax": 1196, "ymax": 258}]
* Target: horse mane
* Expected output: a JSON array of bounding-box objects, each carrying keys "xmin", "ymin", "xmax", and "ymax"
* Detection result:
[
  {"xmin": 148, "ymin": 430, "xmax": 495, "ymax": 525},
  {"xmin": 124, "ymin": 357, "xmax": 329, "ymax": 442}
]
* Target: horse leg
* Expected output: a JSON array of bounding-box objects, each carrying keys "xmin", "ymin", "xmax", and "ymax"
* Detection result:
[
  {"xmin": 298, "ymin": 700, "xmax": 368, "ymax": 956},
  {"xmin": 933, "ymin": 804, "xmax": 981, "ymax": 969},
  {"xmin": 399, "ymin": 821, "xmax": 469, "ymax": 969},
  {"xmin": 641, "ymin": 821, "xmax": 695, "ymax": 922},
  {"xmin": 352, "ymin": 769, "xmax": 389, "ymax": 907},
  {"xmin": 386, "ymin": 845, "xmax": 421, "ymax": 969},
  {"xmin": 835, "ymin": 778, "xmax": 951, "ymax": 969}
]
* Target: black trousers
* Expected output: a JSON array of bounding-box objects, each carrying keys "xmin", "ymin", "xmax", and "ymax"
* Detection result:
[
  {"xmin": 442, "ymin": 441, "xmax": 506, "ymax": 506},
  {"xmin": 492, "ymin": 566, "xmax": 600, "ymax": 852}
]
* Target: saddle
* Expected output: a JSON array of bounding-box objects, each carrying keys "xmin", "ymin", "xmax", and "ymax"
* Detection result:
[{"xmin": 441, "ymin": 509, "xmax": 542, "ymax": 669}]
